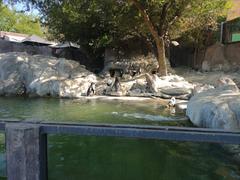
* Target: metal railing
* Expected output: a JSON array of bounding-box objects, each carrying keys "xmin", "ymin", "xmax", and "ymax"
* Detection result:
[{"xmin": 0, "ymin": 120, "xmax": 240, "ymax": 180}]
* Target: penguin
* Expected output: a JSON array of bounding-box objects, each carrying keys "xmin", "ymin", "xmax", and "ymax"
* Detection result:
[
  {"xmin": 168, "ymin": 97, "xmax": 176, "ymax": 107},
  {"xmin": 87, "ymin": 82, "xmax": 95, "ymax": 96},
  {"xmin": 114, "ymin": 77, "xmax": 121, "ymax": 92}
]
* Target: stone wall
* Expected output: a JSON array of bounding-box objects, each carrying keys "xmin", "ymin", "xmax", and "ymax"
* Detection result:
[
  {"xmin": 103, "ymin": 48, "xmax": 158, "ymax": 75},
  {"xmin": 102, "ymin": 38, "xmax": 159, "ymax": 75},
  {"xmin": 202, "ymin": 42, "xmax": 240, "ymax": 71}
]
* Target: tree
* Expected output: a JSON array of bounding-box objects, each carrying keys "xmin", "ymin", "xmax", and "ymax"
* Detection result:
[
  {"xmin": 0, "ymin": 3, "xmax": 43, "ymax": 36},
  {"xmin": 127, "ymin": 0, "xmax": 170, "ymax": 75},
  {"xmin": 126, "ymin": 0, "xmax": 227, "ymax": 75},
  {"xmin": 6, "ymin": 0, "xmax": 227, "ymax": 75}
]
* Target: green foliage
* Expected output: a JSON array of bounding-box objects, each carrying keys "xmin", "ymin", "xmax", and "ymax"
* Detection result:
[
  {"xmin": 6, "ymin": 0, "xmax": 227, "ymax": 55},
  {"xmin": 173, "ymin": 0, "xmax": 227, "ymax": 47},
  {"xmin": 0, "ymin": 3, "xmax": 43, "ymax": 36}
]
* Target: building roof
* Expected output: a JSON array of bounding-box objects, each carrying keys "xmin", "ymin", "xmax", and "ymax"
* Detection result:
[
  {"xmin": 22, "ymin": 35, "xmax": 54, "ymax": 45},
  {"xmin": 0, "ymin": 31, "xmax": 29, "ymax": 42},
  {"xmin": 227, "ymin": 0, "xmax": 240, "ymax": 21},
  {"xmin": 51, "ymin": 41, "xmax": 80, "ymax": 49},
  {"xmin": 0, "ymin": 31, "xmax": 28, "ymax": 38},
  {"xmin": 0, "ymin": 31, "xmax": 54, "ymax": 45}
]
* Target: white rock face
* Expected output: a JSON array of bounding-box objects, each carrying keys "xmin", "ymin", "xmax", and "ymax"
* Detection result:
[
  {"xmin": 192, "ymin": 84, "xmax": 215, "ymax": 96},
  {"xmin": 145, "ymin": 73, "xmax": 194, "ymax": 98},
  {"xmin": 0, "ymin": 52, "xmax": 97, "ymax": 98},
  {"xmin": 186, "ymin": 78, "xmax": 240, "ymax": 130}
]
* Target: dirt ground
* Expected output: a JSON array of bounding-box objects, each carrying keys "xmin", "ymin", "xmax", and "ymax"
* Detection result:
[{"xmin": 173, "ymin": 67, "xmax": 240, "ymax": 87}]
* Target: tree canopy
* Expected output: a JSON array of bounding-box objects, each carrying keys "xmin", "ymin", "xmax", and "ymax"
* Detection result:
[
  {"xmin": 3, "ymin": 0, "xmax": 228, "ymax": 74},
  {"xmin": 0, "ymin": 2, "xmax": 43, "ymax": 36}
]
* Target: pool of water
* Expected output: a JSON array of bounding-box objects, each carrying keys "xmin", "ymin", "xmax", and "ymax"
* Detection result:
[
  {"xmin": 0, "ymin": 97, "xmax": 239, "ymax": 180},
  {"xmin": 48, "ymin": 135, "xmax": 240, "ymax": 180},
  {"xmin": 0, "ymin": 97, "xmax": 187, "ymax": 125}
]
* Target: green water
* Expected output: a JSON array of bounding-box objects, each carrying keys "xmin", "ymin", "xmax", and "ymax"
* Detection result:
[
  {"xmin": 0, "ymin": 97, "xmax": 239, "ymax": 180},
  {"xmin": 0, "ymin": 97, "xmax": 187, "ymax": 125}
]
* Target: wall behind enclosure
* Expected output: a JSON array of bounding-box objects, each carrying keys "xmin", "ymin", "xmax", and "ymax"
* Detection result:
[{"xmin": 202, "ymin": 42, "xmax": 240, "ymax": 71}]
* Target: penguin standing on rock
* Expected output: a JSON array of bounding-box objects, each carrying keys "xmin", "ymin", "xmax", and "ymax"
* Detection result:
[
  {"xmin": 168, "ymin": 97, "xmax": 176, "ymax": 114},
  {"xmin": 87, "ymin": 82, "xmax": 96, "ymax": 96},
  {"xmin": 168, "ymin": 97, "xmax": 176, "ymax": 107}
]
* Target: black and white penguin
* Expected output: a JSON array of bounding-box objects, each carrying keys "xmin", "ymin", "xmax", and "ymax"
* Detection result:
[
  {"xmin": 168, "ymin": 97, "xmax": 176, "ymax": 107},
  {"xmin": 87, "ymin": 82, "xmax": 96, "ymax": 96}
]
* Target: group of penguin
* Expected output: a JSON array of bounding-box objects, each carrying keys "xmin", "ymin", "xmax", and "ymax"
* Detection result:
[{"xmin": 87, "ymin": 80, "xmax": 176, "ymax": 110}]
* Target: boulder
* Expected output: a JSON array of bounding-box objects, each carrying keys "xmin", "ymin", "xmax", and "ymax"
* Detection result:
[
  {"xmin": 160, "ymin": 87, "xmax": 191, "ymax": 96},
  {"xmin": 216, "ymin": 76, "xmax": 239, "ymax": 92},
  {"xmin": 145, "ymin": 73, "xmax": 158, "ymax": 93},
  {"xmin": 186, "ymin": 77, "xmax": 240, "ymax": 130},
  {"xmin": 0, "ymin": 52, "xmax": 97, "ymax": 98},
  {"xmin": 187, "ymin": 77, "xmax": 240, "ymax": 163},
  {"xmin": 192, "ymin": 84, "xmax": 215, "ymax": 95},
  {"xmin": 145, "ymin": 74, "xmax": 194, "ymax": 99},
  {"xmin": 175, "ymin": 101, "xmax": 188, "ymax": 114}
]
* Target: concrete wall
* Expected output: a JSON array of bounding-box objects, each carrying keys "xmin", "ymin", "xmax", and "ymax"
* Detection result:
[
  {"xmin": 225, "ymin": 42, "xmax": 240, "ymax": 66},
  {"xmin": 202, "ymin": 42, "xmax": 240, "ymax": 71}
]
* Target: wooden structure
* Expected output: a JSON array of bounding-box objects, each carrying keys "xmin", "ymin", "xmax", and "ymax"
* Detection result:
[{"xmin": 222, "ymin": 17, "xmax": 240, "ymax": 44}]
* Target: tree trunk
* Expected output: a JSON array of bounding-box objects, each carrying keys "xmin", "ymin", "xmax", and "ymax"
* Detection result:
[
  {"xmin": 156, "ymin": 37, "xmax": 167, "ymax": 76},
  {"xmin": 128, "ymin": 0, "xmax": 167, "ymax": 76}
]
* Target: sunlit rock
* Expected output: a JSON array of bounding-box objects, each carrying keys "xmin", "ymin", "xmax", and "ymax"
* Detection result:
[
  {"xmin": 187, "ymin": 77, "xmax": 240, "ymax": 130},
  {"xmin": 143, "ymin": 73, "xmax": 194, "ymax": 99},
  {"xmin": 0, "ymin": 52, "xmax": 97, "ymax": 98}
]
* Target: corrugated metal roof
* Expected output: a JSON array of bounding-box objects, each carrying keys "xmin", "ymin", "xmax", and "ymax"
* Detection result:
[
  {"xmin": 0, "ymin": 31, "xmax": 28, "ymax": 38},
  {"xmin": 22, "ymin": 35, "xmax": 54, "ymax": 45},
  {"xmin": 50, "ymin": 41, "xmax": 80, "ymax": 48}
]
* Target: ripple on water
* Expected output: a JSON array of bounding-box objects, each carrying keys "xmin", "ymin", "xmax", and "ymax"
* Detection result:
[{"xmin": 110, "ymin": 112, "xmax": 187, "ymax": 122}]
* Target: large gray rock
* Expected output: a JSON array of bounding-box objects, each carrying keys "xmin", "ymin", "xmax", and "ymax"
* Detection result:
[
  {"xmin": 160, "ymin": 87, "xmax": 191, "ymax": 96},
  {"xmin": 186, "ymin": 77, "xmax": 240, "ymax": 130},
  {"xmin": 187, "ymin": 77, "xmax": 240, "ymax": 163},
  {"xmin": 144, "ymin": 73, "xmax": 194, "ymax": 99},
  {"xmin": 0, "ymin": 52, "xmax": 97, "ymax": 98}
]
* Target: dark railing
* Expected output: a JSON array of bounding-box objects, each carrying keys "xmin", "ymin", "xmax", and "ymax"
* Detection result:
[{"xmin": 0, "ymin": 120, "xmax": 240, "ymax": 180}]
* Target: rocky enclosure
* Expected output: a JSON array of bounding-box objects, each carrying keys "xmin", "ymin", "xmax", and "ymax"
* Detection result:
[
  {"xmin": 1, "ymin": 52, "xmax": 240, "ymax": 132},
  {"xmin": 0, "ymin": 52, "xmax": 197, "ymax": 100},
  {"xmin": 1, "ymin": 52, "xmax": 239, "ymax": 162},
  {"xmin": 0, "ymin": 52, "xmax": 97, "ymax": 98}
]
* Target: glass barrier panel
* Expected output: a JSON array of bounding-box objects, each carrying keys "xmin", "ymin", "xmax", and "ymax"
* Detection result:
[
  {"xmin": 48, "ymin": 135, "xmax": 240, "ymax": 180},
  {"xmin": 0, "ymin": 133, "xmax": 6, "ymax": 180}
]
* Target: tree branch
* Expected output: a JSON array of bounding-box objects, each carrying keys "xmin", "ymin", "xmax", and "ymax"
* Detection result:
[
  {"xmin": 127, "ymin": 0, "xmax": 159, "ymax": 41},
  {"xmin": 158, "ymin": 2, "xmax": 171, "ymax": 36}
]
